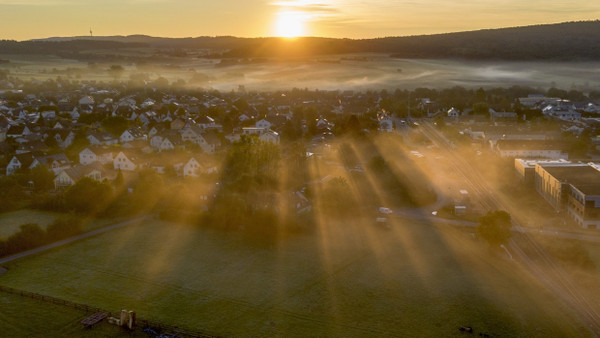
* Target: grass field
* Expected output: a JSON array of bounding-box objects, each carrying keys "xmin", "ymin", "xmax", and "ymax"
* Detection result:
[
  {"xmin": 0, "ymin": 217, "xmax": 587, "ymax": 337},
  {"xmin": 0, "ymin": 209, "xmax": 118, "ymax": 239},
  {"xmin": 0, "ymin": 210, "xmax": 62, "ymax": 239}
]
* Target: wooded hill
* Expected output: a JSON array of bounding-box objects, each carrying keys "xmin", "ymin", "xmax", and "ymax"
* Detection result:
[{"xmin": 2, "ymin": 20, "xmax": 600, "ymax": 61}]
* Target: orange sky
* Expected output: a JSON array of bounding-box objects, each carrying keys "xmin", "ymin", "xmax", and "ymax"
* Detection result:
[{"xmin": 1, "ymin": 0, "xmax": 599, "ymax": 40}]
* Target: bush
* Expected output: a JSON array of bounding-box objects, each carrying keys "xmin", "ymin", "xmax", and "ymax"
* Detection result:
[
  {"xmin": 46, "ymin": 216, "xmax": 84, "ymax": 242},
  {"xmin": 3, "ymin": 224, "xmax": 46, "ymax": 255}
]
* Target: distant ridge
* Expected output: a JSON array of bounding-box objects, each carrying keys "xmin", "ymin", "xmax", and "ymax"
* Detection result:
[{"xmin": 5, "ymin": 20, "xmax": 600, "ymax": 61}]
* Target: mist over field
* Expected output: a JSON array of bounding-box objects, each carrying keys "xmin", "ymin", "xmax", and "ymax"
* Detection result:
[
  {"xmin": 202, "ymin": 59, "xmax": 600, "ymax": 91},
  {"xmin": 3, "ymin": 54, "xmax": 600, "ymax": 92}
]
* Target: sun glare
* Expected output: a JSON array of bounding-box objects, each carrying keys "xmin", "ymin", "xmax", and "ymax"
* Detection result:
[{"xmin": 275, "ymin": 11, "xmax": 305, "ymax": 38}]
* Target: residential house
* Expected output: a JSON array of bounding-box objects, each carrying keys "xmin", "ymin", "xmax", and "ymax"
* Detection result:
[
  {"xmin": 260, "ymin": 130, "xmax": 280, "ymax": 144},
  {"xmin": 197, "ymin": 116, "xmax": 219, "ymax": 130},
  {"xmin": 242, "ymin": 127, "xmax": 264, "ymax": 135},
  {"xmin": 158, "ymin": 133, "xmax": 184, "ymax": 152},
  {"xmin": 316, "ymin": 118, "xmax": 333, "ymax": 131},
  {"xmin": 113, "ymin": 151, "xmax": 145, "ymax": 171},
  {"xmin": 238, "ymin": 114, "xmax": 251, "ymax": 122},
  {"xmin": 183, "ymin": 157, "xmax": 202, "ymax": 177},
  {"xmin": 148, "ymin": 124, "xmax": 166, "ymax": 138},
  {"xmin": 199, "ymin": 131, "xmax": 221, "ymax": 154},
  {"xmin": 255, "ymin": 118, "xmax": 272, "ymax": 130},
  {"xmin": 6, "ymin": 125, "xmax": 31, "ymax": 138},
  {"xmin": 48, "ymin": 129, "xmax": 75, "ymax": 148},
  {"xmin": 6, "ymin": 152, "xmax": 38, "ymax": 175},
  {"xmin": 121, "ymin": 140, "xmax": 152, "ymax": 153},
  {"xmin": 180, "ymin": 126, "xmax": 221, "ymax": 153},
  {"xmin": 31, "ymin": 153, "xmax": 72, "ymax": 175},
  {"xmin": 378, "ymin": 116, "xmax": 394, "ymax": 132},
  {"xmin": 170, "ymin": 117, "xmax": 187, "ymax": 130},
  {"xmin": 87, "ymin": 130, "xmax": 118, "ymax": 146},
  {"xmin": 41, "ymin": 110, "xmax": 57, "ymax": 120},
  {"xmin": 54, "ymin": 163, "xmax": 107, "ymax": 190},
  {"xmin": 79, "ymin": 147, "xmax": 114, "ymax": 165},
  {"xmin": 447, "ymin": 107, "xmax": 460, "ymax": 118},
  {"xmin": 119, "ymin": 127, "xmax": 147, "ymax": 144},
  {"xmin": 78, "ymin": 96, "xmax": 95, "ymax": 110}
]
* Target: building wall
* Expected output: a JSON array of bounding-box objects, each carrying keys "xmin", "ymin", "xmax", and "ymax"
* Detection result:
[
  {"xmin": 568, "ymin": 188, "xmax": 600, "ymax": 229},
  {"xmin": 500, "ymin": 149, "xmax": 566, "ymax": 159},
  {"xmin": 534, "ymin": 165, "xmax": 564, "ymax": 212}
]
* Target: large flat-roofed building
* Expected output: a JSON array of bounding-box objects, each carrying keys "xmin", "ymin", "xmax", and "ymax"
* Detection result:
[
  {"xmin": 497, "ymin": 140, "xmax": 567, "ymax": 159},
  {"xmin": 535, "ymin": 164, "xmax": 600, "ymax": 229},
  {"xmin": 515, "ymin": 159, "xmax": 581, "ymax": 186}
]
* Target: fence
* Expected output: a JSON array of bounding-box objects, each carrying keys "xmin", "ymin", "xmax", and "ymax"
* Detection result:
[{"xmin": 0, "ymin": 285, "xmax": 218, "ymax": 338}]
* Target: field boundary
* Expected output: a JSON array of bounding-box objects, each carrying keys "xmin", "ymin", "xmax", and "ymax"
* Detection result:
[{"xmin": 0, "ymin": 284, "xmax": 218, "ymax": 338}]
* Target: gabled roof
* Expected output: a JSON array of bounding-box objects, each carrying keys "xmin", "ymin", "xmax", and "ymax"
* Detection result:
[
  {"xmin": 11, "ymin": 152, "xmax": 39, "ymax": 168},
  {"xmin": 123, "ymin": 127, "xmax": 145, "ymax": 138},
  {"xmin": 6, "ymin": 125, "xmax": 27, "ymax": 135},
  {"xmin": 61, "ymin": 164, "xmax": 103, "ymax": 182},
  {"xmin": 83, "ymin": 146, "xmax": 114, "ymax": 156},
  {"xmin": 87, "ymin": 130, "xmax": 117, "ymax": 141},
  {"xmin": 51, "ymin": 129, "xmax": 74, "ymax": 140},
  {"xmin": 35, "ymin": 153, "xmax": 71, "ymax": 166}
]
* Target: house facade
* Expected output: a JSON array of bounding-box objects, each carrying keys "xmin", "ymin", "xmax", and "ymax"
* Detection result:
[
  {"xmin": 113, "ymin": 151, "xmax": 142, "ymax": 171},
  {"xmin": 79, "ymin": 147, "xmax": 114, "ymax": 165}
]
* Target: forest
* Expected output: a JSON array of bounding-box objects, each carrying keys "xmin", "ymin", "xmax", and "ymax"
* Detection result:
[{"xmin": 2, "ymin": 21, "xmax": 600, "ymax": 61}]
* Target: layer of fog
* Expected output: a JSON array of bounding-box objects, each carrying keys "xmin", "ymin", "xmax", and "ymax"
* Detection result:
[
  {"xmin": 4, "ymin": 54, "xmax": 600, "ymax": 92},
  {"xmin": 192, "ymin": 58, "xmax": 600, "ymax": 92}
]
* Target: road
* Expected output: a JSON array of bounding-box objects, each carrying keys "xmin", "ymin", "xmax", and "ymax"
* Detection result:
[
  {"xmin": 0, "ymin": 216, "xmax": 149, "ymax": 267},
  {"xmin": 394, "ymin": 207, "xmax": 600, "ymax": 244},
  {"xmin": 418, "ymin": 121, "xmax": 600, "ymax": 335}
]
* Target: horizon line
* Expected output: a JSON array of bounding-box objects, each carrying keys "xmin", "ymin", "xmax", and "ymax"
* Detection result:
[{"xmin": 15, "ymin": 19, "xmax": 600, "ymax": 43}]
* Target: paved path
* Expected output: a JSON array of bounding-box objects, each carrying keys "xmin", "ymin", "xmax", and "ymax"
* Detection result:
[
  {"xmin": 0, "ymin": 216, "xmax": 149, "ymax": 266},
  {"xmin": 395, "ymin": 209, "xmax": 600, "ymax": 244}
]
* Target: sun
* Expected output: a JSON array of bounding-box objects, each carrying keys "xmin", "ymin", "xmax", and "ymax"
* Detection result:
[{"xmin": 275, "ymin": 11, "xmax": 305, "ymax": 38}]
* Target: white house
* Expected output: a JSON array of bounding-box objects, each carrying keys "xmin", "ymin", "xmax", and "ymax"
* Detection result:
[
  {"xmin": 31, "ymin": 154, "xmax": 72, "ymax": 175},
  {"xmin": 50, "ymin": 130, "xmax": 75, "ymax": 148},
  {"xmin": 6, "ymin": 125, "xmax": 31, "ymax": 138},
  {"xmin": 256, "ymin": 118, "xmax": 272, "ymax": 130},
  {"xmin": 6, "ymin": 153, "xmax": 37, "ymax": 175},
  {"xmin": 259, "ymin": 130, "xmax": 280, "ymax": 144},
  {"xmin": 378, "ymin": 117, "xmax": 394, "ymax": 132},
  {"xmin": 119, "ymin": 127, "xmax": 147, "ymax": 144},
  {"xmin": 447, "ymin": 107, "xmax": 459, "ymax": 118},
  {"xmin": 113, "ymin": 151, "xmax": 143, "ymax": 171},
  {"xmin": 158, "ymin": 134, "xmax": 183, "ymax": 152},
  {"xmin": 87, "ymin": 131, "xmax": 118, "ymax": 146},
  {"xmin": 78, "ymin": 96, "xmax": 94, "ymax": 108},
  {"xmin": 79, "ymin": 147, "xmax": 114, "ymax": 165},
  {"xmin": 242, "ymin": 127, "xmax": 264, "ymax": 135},
  {"xmin": 183, "ymin": 157, "xmax": 202, "ymax": 177},
  {"xmin": 54, "ymin": 164, "xmax": 105, "ymax": 190}
]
